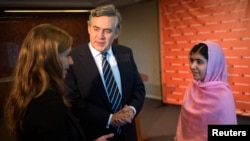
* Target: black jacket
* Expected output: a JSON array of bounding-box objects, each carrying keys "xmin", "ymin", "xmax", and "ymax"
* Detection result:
[{"xmin": 20, "ymin": 90, "xmax": 86, "ymax": 141}]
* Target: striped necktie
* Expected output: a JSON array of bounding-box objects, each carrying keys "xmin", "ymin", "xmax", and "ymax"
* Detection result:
[{"xmin": 101, "ymin": 52, "xmax": 122, "ymax": 134}]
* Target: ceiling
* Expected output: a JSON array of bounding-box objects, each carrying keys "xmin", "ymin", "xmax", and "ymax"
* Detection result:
[{"xmin": 0, "ymin": 0, "xmax": 146, "ymax": 8}]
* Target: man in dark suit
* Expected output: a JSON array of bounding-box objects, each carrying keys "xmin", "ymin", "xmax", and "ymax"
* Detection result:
[{"xmin": 64, "ymin": 4, "xmax": 146, "ymax": 141}]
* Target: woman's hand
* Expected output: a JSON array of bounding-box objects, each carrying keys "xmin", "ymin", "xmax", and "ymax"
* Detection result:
[{"xmin": 94, "ymin": 133, "xmax": 114, "ymax": 141}]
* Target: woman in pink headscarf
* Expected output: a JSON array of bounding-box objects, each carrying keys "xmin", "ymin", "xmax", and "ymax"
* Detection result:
[{"xmin": 175, "ymin": 41, "xmax": 237, "ymax": 141}]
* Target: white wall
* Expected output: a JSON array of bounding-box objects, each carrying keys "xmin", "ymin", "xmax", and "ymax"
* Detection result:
[{"xmin": 118, "ymin": 0, "xmax": 162, "ymax": 100}]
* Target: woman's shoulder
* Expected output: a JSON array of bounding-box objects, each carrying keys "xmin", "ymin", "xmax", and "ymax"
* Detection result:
[
  {"xmin": 25, "ymin": 89, "xmax": 65, "ymax": 118},
  {"xmin": 21, "ymin": 90, "xmax": 72, "ymax": 141},
  {"xmin": 32, "ymin": 89, "xmax": 62, "ymax": 105}
]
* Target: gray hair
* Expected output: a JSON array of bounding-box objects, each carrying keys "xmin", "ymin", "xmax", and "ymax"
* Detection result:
[{"xmin": 88, "ymin": 4, "xmax": 122, "ymax": 31}]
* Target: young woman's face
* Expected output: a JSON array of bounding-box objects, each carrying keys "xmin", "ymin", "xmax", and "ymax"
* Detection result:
[
  {"xmin": 189, "ymin": 52, "xmax": 208, "ymax": 81},
  {"xmin": 59, "ymin": 48, "xmax": 73, "ymax": 79}
]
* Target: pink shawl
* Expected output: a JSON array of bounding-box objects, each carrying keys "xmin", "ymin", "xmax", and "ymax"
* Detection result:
[{"xmin": 175, "ymin": 41, "xmax": 237, "ymax": 141}]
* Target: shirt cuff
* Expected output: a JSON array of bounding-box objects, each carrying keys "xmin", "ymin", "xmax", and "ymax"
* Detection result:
[
  {"xmin": 106, "ymin": 114, "xmax": 113, "ymax": 128},
  {"xmin": 129, "ymin": 105, "xmax": 136, "ymax": 115}
]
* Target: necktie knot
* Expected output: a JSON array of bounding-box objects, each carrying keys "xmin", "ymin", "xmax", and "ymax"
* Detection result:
[{"xmin": 101, "ymin": 52, "xmax": 107, "ymax": 60}]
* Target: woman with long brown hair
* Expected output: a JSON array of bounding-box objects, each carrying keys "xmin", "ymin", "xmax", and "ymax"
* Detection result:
[{"xmin": 4, "ymin": 23, "xmax": 113, "ymax": 141}]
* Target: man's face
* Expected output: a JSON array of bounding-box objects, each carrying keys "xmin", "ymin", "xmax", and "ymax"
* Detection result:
[{"xmin": 88, "ymin": 16, "xmax": 119, "ymax": 52}]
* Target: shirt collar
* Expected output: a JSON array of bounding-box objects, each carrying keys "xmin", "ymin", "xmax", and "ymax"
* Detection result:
[{"xmin": 88, "ymin": 42, "xmax": 113, "ymax": 57}]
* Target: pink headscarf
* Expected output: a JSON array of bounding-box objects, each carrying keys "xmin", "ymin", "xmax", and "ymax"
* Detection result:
[{"xmin": 175, "ymin": 41, "xmax": 237, "ymax": 141}]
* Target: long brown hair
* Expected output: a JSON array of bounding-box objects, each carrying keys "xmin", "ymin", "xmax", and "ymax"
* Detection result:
[{"xmin": 4, "ymin": 23, "xmax": 73, "ymax": 137}]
